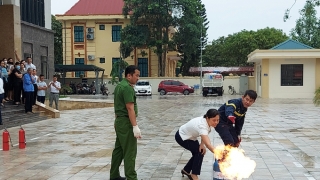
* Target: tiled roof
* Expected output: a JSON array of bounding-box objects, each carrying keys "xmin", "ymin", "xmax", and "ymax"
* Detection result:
[
  {"xmin": 189, "ymin": 67, "xmax": 254, "ymax": 73},
  {"xmin": 271, "ymin": 39, "xmax": 313, "ymax": 50},
  {"xmin": 64, "ymin": 0, "xmax": 124, "ymax": 15}
]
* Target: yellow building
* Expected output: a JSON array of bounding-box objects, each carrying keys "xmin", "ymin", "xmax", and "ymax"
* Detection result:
[{"xmin": 56, "ymin": 0, "xmax": 179, "ymax": 78}]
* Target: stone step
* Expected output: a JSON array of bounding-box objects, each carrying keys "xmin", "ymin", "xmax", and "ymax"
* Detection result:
[
  {"xmin": 0, "ymin": 103, "xmax": 50, "ymax": 130},
  {"xmin": 1, "ymin": 115, "xmax": 48, "ymax": 130}
]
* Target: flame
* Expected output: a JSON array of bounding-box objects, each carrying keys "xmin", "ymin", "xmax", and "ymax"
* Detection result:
[{"xmin": 213, "ymin": 145, "xmax": 256, "ymax": 180}]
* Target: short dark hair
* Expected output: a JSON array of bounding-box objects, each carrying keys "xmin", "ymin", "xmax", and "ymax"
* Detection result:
[
  {"xmin": 203, "ymin": 109, "xmax": 219, "ymax": 119},
  {"xmin": 15, "ymin": 62, "xmax": 20, "ymax": 65},
  {"xmin": 125, "ymin": 65, "xmax": 139, "ymax": 77},
  {"xmin": 39, "ymin": 74, "xmax": 44, "ymax": 77},
  {"xmin": 244, "ymin": 90, "xmax": 257, "ymax": 100}
]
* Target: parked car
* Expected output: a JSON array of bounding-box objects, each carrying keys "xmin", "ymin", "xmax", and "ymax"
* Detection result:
[
  {"xmin": 134, "ymin": 80, "xmax": 152, "ymax": 96},
  {"xmin": 158, "ymin": 80, "xmax": 194, "ymax": 95}
]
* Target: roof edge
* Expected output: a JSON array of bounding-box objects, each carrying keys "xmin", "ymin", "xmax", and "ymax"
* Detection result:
[
  {"xmin": 271, "ymin": 39, "xmax": 314, "ymax": 50},
  {"xmin": 64, "ymin": 0, "xmax": 81, "ymax": 15}
]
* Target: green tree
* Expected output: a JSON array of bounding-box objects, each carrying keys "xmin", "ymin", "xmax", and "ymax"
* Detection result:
[
  {"xmin": 290, "ymin": 0, "xmax": 320, "ymax": 48},
  {"xmin": 109, "ymin": 59, "xmax": 129, "ymax": 85},
  {"xmin": 174, "ymin": 0, "xmax": 209, "ymax": 75},
  {"xmin": 202, "ymin": 36, "xmax": 228, "ymax": 66},
  {"xmin": 121, "ymin": 0, "xmax": 177, "ymax": 77},
  {"xmin": 203, "ymin": 27, "xmax": 288, "ymax": 67},
  {"xmin": 52, "ymin": 15, "xmax": 63, "ymax": 64}
]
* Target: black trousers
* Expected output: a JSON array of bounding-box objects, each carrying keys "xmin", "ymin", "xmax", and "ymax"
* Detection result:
[
  {"xmin": 13, "ymin": 83, "xmax": 22, "ymax": 103},
  {"xmin": 214, "ymin": 123, "xmax": 240, "ymax": 147},
  {"xmin": 21, "ymin": 82, "xmax": 25, "ymax": 103},
  {"xmin": 0, "ymin": 93, "xmax": 3, "ymax": 124},
  {"xmin": 33, "ymin": 84, "xmax": 38, "ymax": 105},
  {"xmin": 37, "ymin": 96, "xmax": 45, "ymax": 104},
  {"xmin": 25, "ymin": 91, "xmax": 33, "ymax": 113},
  {"xmin": 3, "ymin": 79, "xmax": 8, "ymax": 99},
  {"xmin": 175, "ymin": 130, "xmax": 203, "ymax": 175}
]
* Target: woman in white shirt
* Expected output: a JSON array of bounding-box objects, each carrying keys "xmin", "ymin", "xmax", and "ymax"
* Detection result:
[{"xmin": 175, "ymin": 109, "xmax": 219, "ymax": 180}]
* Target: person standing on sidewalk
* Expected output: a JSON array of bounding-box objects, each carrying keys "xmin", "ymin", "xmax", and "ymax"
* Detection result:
[
  {"xmin": 37, "ymin": 74, "xmax": 47, "ymax": 104},
  {"xmin": 23, "ymin": 68, "xmax": 34, "ymax": 114},
  {"xmin": 48, "ymin": 75, "xmax": 61, "ymax": 110},
  {"xmin": 214, "ymin": 90, "xmax": 257, "ymax": 148},
  {"xmin": 110, "ymin": 65, "xmax": 140, "ymax": 180},
  {"xmin": 32, "ymin": 69, "xmax": 38, "ymax": 105}
]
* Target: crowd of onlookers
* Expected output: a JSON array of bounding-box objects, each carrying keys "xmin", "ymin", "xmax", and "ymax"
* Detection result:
[{"xmin": 0, "ymin": 51, "xmax": 61, "ymax": 125}]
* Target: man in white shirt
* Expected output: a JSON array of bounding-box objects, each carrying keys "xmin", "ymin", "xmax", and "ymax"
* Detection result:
[
  {"xmin": 48, "ymin": 75, "xmax": 61, "ymax": 110},
  {"xmin": 37, "ymin": 74, "xmax": 47, "ymax": 104},
  {"xmin": 24, "ymin": 57, "xmax": 36, "ymax": 71}
]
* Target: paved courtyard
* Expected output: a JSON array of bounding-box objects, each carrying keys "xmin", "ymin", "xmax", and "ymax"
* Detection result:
[{"xmin": 0, "ymin": 94, "xmax": 320, "ymax": 180}]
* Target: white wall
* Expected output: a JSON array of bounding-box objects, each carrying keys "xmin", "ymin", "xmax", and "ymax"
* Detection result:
[
  {"xmin": 44, "ymin": 0, "xmax": 51, "ymax": 29},
  {"xmin": 268, "ymin": 59, "xmax": 316, "ymax": 98},
  {"xmin": 105, "ymin": 77, "xmax": 243, "ymax": 94},
  {"xmin": 61, "ymin": 76, "xmax": 251, "ymax": 95}
]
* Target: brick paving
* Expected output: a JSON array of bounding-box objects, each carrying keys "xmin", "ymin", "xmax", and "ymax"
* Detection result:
[{"xmin": 0, "ymin": 95, "xmax": 319, "ymax": 180}]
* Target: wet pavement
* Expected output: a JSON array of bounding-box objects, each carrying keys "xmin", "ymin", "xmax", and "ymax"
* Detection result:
[{"xmin": 0, "ymin": 94, "xmax": 320, "ymax": 180}]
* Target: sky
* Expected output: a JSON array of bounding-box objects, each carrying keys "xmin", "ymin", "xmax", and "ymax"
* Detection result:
[{"xmin": 51, "ymin": 0, "xmax": 311, "ymax": 41}]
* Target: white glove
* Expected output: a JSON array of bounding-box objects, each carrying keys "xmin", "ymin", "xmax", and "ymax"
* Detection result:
[{"xmin": 133, "ymin": 125, "xmax": 141, "ymax": 138}]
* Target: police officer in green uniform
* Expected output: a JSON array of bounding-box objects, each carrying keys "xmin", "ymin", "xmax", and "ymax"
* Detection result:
[{"xmin": 110, "ymin": 65, "xmax": 141, "ymax": 180}]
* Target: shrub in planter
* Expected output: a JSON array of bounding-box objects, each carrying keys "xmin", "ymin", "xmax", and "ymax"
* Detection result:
[{"xmin": 313, "ymin": 87, "xmax": 320, "ymax": 106}]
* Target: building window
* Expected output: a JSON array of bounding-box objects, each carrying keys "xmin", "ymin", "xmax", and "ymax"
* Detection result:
[
  {"xmin": 138, "ymin": 58, "xmax": 148, "ymax": 77},
  {"xmin": 20, "ymin": 0, "xmax": 45, "ymax": 27},
  {"xmin": 24, "ymin": 53, "xmax": 32, "ymax": 59},
  {"xmin": 75, "ymin": 58, "xmax": 85, "ymax": 77},
  {"xmin": 74, "ymin": 26, "xmax": 84, "ymax": 42},
  {"xmin": 40, "ymin": 56, "xmax": 48, "ymax": 78},
  {"xmin": 281, "ymin": 64, "xmax": 303, "ymax": 86},
  {"xmin": 112, "ymin": 58, "xmax": 120, "ymax": 65},
  {"xmin": 112, "ymin": 25, "xmax": 122, "ymax": 42},
  {"xmin": 100, "ymin": 58, "xmax": 105, "ymax": 63},
  {"xmin": 99, "ymin": 25, "xmax": 105, "ymax": 30}
]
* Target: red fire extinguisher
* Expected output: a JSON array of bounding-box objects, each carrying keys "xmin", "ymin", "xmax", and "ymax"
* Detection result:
[
  {"xmin": 19, "ymin": 126, "xmax": 26, "ymax": 149},
  {"xmin": 2, "ymin": 128, "xmax": 11, "ymax": 151}
]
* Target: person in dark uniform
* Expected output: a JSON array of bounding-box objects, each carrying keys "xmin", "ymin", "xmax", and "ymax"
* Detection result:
[
  {"xmin": 214, "ymin": 90, "xmax": 257, "ymax": 147},
  {"xmin": 110, "ymin": 65, "xmax": 140, "ymax": 180}
]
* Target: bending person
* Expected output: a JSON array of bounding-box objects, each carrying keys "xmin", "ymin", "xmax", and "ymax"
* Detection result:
[
  {"xmin": 215, "ymin": 90, "xmax": 257, "ymax": 147},
  {"xmin": 175, "ymin": 109, "xmax": 219, "ymax": 180}
]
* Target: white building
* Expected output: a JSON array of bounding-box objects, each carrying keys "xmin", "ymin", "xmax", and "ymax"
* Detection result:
[{"xmin": 248, "ymin": 39, "xmax": 320, "ymax": 98}]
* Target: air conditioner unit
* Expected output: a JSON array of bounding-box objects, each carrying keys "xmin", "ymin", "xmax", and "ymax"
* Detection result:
[
  {"xmin": 87, "ymin": 33, "xmax": 94, "ymax": 40},
  {"xmin": 87, "ymin": 27, "xmax": 94, "ymax": 33},
  {"xmin": 88, "ymin": 55, "xmax": 95, "ymax": 61}
]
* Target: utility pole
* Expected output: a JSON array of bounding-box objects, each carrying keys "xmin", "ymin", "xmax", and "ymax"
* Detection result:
[{"xmin": 199, "ymin": 21, "xmax": 203, "ymax": 93}]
